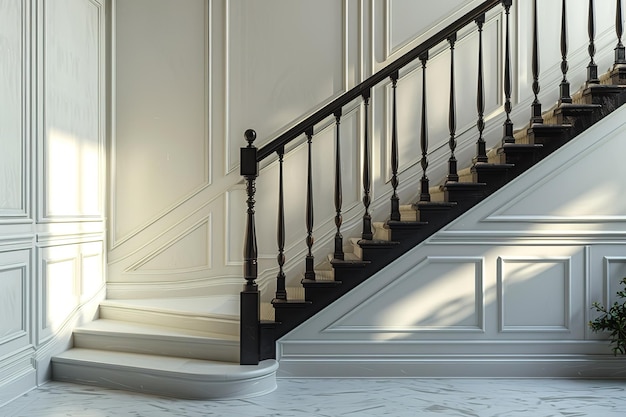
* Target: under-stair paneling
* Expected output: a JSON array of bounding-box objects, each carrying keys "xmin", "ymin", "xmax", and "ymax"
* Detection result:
[
  {"xmin": 277, "ymin": 107, "xmax": 626, "ymax": 378},
  {"xmin": 588, "ymin": 246, "xmax": 626, "ymax": 341},
  {"xmin": 0, "ymin": 0, "xmax": 27, "ymax": 217},
  {"xmin": 498, "ymin": 256, "xmax": 571, "ymax": 332}
]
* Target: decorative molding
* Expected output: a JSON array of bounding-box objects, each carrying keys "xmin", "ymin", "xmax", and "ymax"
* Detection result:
[
  {"xmin": 225, "ymin": 0, "xmax": 353, "ymax": 174},
  {"xmin": 108, "ymin": 0, "xmax": 211, "ymax": 247},
  {"xmin": 498, "ymin": 256, "xmax": 571, "ymax": 333},
  {"xmin": 41, "ymin": 256, "xmax": 78, "ymax": 334},
  {"xmin": 602, "ymin": 256, "xmax": 626, "ymax": 311},
  {"xmin": 0, "ymin": 0, "xmax": 29, "ymax": 220},
  {"xmin": 276, "ymin": 353, "xmax": 626, "ymax": 378},
  {"xmin": 126, "ymin": 215, "xmax": 213, "ymax": 274},
  {"xmin": 323, "ymin": 256, "xmax": 484, "ymax": 333},
  {"xmin": 39, "ymin": 0, "xmax": 104, "ymax": 222},
  {"xmin": 383, "ymin": 0, "xmax": 483, "ymax": 61},
  {"xmin": 0, "ymin": 264, "xmax": 28, "ymax": 347}
]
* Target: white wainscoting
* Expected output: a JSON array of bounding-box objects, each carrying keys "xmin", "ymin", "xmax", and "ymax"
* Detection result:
[
  {"xmin": 277, "ymin": 106, "xmax": 626, "ymax": 377},
  {"xmin": 0, "ymin": 0, "xmax": 106, "ymax": 405}
]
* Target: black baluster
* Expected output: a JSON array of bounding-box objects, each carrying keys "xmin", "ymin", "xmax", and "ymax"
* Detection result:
[
  {"xmin": 447, "ymin": 33, "xmax": 459, "ymax": 181},
  {"xmin": 475, "ymin": 14, "xmax": 488, "ymax": 162},
  {"xmin": 559, "ymin": 0, "xmax": 572, "ymax": 104},
  {"xmin": 419, "ymin": 52, "xmax": 430, "ymax": 202},
  {"xmin": 390, "ymin": 71, "xmax": 401, "ymax": 222},
  {"xmin": 240, "ymin": 129, "xmax": 260, "ymax": 365},
  {"xmin": 502, "ymin": 0, "xmax": 515, "ymax": 143},
  {"xmin": 587, "ymin": 0, "xmax": 600, "ymax": 84},
  {"xmin": 530, "ymin": 0, "xmax": 542, "ymax": 124},
  {"xmin": 333, "ymin": 109, "xmax": 344, "ymax": 260},
  {"xmin": 274, "ymin": 146, "xmax": 287, "ymax": 301},
  {"xmin": 304, "ymin": 128, "xmax": 315, "ymax": 280},
  {"xmin": 361, "ymin": 90, "xmax": 373, "ymax": 240},
  {"xmin": 616, "ymin": 0, "xmax": 625, "ymax": 65}
]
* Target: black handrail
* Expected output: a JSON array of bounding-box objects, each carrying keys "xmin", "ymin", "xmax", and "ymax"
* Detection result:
[{"xmin": 255, "ymin": 0, "xmax": 502, "ymax": 162}]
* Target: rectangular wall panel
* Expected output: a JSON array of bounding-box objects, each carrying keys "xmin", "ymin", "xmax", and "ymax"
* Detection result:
[
  {"xmin": 112, "ymin": 0, "xmax": 209, "ymax": 242},
  {"xmin": 42, "ymin": 0, "xmax": 102, "ymax": 219},
  {"xmin": 0, "ymin": 0, "xmax": 26, "ymax": 215},
  {"xmin": 499, "ymin": 257, "xmax": 571, "ymax": 332},
  {"xmin": 0, "ymin": 249, "xmax": 31, "ymax": 359}
]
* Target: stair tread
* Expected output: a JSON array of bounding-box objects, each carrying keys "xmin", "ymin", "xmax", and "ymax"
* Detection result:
[
  {"xmin": 100, "ymin": 295, "xmax": 239, "ymax": 319},
  {"xmin": 53, "ymin": 348, "xmax": 277, "ymax": 378},
  {"xmin": 75, "ymin": 319, "xmax": 238, "ymax": 342}
]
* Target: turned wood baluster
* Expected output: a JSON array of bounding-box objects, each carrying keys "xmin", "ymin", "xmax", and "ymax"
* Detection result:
[
  {"xmin": 304, "ymin": 128, "xmax": 315, "ymax": 280},
  {"xmin": 588, "ymin": 0, "xmax": 600, "ymax": 84},
  {"xmin": 502, "ymin": 0, "xmax": 514, "ymax": 144},
  {"xmin": 419, "ymin": 52, "xmax": 431, "ymax": 202},
  {"xmin": 240, "ymin": 129, "xmax": 260, "ymax": 365},
  {"xmin": 530, "ymin": 0, "xmax": 542, "ymax": 124},
  {"xmin": 333, "ymin": 109, "xmax": 344, "ymax": 260},
  {"xmin": 361, "ymin": 90, "xmax": 373, "ymax": 240},
  {"xmin": 275, "ymin": 146, "xmax": 287, "ymax": 301},
  {"xmin": 390, "ymin": 71, "xmax": 401, "ymax": 222},
  {"xmin": 616, "ymin": 0, "xmax": 626, "ymax": 65},
  {"xmin": 559, "ymin": 0, "xmax": 572, "ymax": 104},
  {"xmin": 475, "ymin": 14, "xmax": 488, "ymax": 163},
  {"xmin": 447, "ymin": 33, "xmax": 459, "ymax": 181}
]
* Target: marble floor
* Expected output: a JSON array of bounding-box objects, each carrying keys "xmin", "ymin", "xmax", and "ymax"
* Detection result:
[{"xmin": 2, "ymin": 378, "xmax": 625, "ymax": 417}]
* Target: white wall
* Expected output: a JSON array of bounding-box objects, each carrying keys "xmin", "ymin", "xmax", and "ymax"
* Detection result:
[
  {"xmin": 107, "ymin": 0, "xmax": 619, "ymax": 302},
  {"xmin": 278, "ymin": 106, "xmax": 626, "ymax": 377},
  {"xmin": 107, "ymin": 0, "xmax": 495, "ymax": 298},
  {"xmin": 0, "ymin": 0, "xmax": 106, "ymax": 405}
]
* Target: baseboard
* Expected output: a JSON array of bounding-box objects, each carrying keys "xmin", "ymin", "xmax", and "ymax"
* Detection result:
[
  {"xmin": 277, "ymin": 355, "xmax": 626, "ymax": 378},
  {"xmin": 0, "ymin": 348, "xmax": 37, "ymax": 407}
]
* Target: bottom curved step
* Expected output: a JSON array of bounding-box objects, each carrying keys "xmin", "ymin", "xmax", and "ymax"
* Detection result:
[{"xmin": 52, "ymin": 348, "xmax": 277, "ymax": 400}]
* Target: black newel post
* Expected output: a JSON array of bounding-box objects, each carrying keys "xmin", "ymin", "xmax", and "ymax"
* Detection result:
[{"xmin": 240, "ymin": 129, "xmax": 260, "ymax": 365}]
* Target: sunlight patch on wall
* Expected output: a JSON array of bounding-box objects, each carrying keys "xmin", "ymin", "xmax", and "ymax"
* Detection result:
[{"xmin": 46, "ymin": 127, "xmax": 99, "ymax": 217}]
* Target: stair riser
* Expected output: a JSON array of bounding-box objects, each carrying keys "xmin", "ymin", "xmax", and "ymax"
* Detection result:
[
  {"xmin": 99, "ymin": 305, "xmax": 238, "ymax": 337},
  {"xmin": 51, "ymin": 360, "xmax": 276, "ymax": 400},
  {"xmin": 73, "ymin": 332, "xmax": 239, "ymax": 362}
]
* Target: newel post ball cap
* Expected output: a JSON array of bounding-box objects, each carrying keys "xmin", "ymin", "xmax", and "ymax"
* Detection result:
[{"xmin": 245, "ymin": 129, "xmax": 257, "ymax": 145}]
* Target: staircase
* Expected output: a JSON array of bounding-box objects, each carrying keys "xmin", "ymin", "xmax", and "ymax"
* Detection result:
[{"xmin": 52, "ymin": 0, "xmax": 626, "ymax": 398}]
